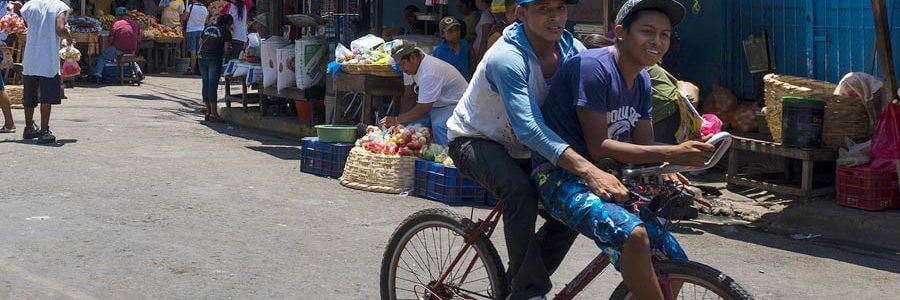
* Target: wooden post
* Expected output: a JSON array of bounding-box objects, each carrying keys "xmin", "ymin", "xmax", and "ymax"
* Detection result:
[
  {"xmin": 270, "ymin": 0, "xmax": 283, "ymax": 37},
  {"xmin": 373, "ymin": 0, "xmax": 383, "ymax": 37},
  {"xmin": 872, "ymin": 0, "xmax": 897, "ymax": 111}
]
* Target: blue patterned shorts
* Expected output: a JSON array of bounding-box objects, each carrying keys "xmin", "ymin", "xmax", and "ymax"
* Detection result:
[{"xmin": 532, "ymin": 167, "xmax": 687, "ymax": 268}]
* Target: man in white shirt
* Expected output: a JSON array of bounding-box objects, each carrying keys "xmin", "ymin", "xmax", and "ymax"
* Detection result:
[
  {"xmin": 183, "ymin": 0, "xmax": 207, "ymax": 74},
  {"xmin": 379, "ymin": 40, "xmax": 467, "ymax": 146},
  {"xmin": 20, "ymin": 0, "xmax": 69, "ymax": 144}
]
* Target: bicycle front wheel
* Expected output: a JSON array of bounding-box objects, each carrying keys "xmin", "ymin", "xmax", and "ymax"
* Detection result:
[
  {"xmin": 380, "ymin": 208, "xmax": 507, "ymax": 300},
  {"xmin": 609, "ymin": 260, "xmax": 754, "ymax": 300}
]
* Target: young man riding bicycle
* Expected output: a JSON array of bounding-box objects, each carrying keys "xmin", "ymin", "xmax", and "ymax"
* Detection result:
[
  {"xmin": 445, "ymin": 0, "xmax": 629, "ymax": 298},
  {"xmin": 533, "ymin": 0, "xmax": 715, "ymax": 299}
]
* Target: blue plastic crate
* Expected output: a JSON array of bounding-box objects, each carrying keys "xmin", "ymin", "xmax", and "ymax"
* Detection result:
[
  {"xmin": 299, "ymin": 137, "xmax": 354, "ymax": 178},
  {"xmin": 413, "ymin": 159, "xmax": 495, "ymax": 206}
]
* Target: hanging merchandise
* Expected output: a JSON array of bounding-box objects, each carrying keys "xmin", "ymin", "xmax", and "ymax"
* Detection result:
[
  {"xmin": 261, "ymin": 36, "xmax": 289, "ymax": 88},
  {"xmin": 295, "ymin": 37, "xmax": 326, "ymax": 89},
  {"xmin": 276, "ymin": 45, "xmax": 297, "ymax": 91}
]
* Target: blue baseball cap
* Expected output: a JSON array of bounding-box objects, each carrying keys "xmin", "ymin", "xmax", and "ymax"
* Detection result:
[{"xmin": 517, "ymin": 0, "xmax": 580, "ymax": 5}]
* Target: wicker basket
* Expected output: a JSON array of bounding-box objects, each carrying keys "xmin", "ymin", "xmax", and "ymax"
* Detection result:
[
  {"xmin": 339, "ymin": 147, "xmax": 416, "ymax": 194},
  {"xmin": 763, "ymin": 74, "xmax": 870, "ymax": 149},
  {"xmin": 341, "ymin": 64, "xmax": 399, "ymax": 77},
  {"xmin": 6, "ymin": 85, "xmax": 22, "ymax": 108}
]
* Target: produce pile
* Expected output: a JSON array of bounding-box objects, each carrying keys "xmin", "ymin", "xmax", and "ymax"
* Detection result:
[
  {"xmin": 127, "ymin": 10, "xmax": 157, "ymax": 29},
  {"xmin": 420, "ymin": 144, "xmax": 454, "ymax": 167},
  {"xmin": 98, "ymin": 15, "xmax": 115, "ymax": 31},
  {"xmin": 336, "ymin": 45, "xmax": 389, "ymax": 65},
  {"xmin": 356, "ymin": 125, "xmax": 430, "ymax": 156},
  {"xmin": 142, "ymin": 23, "xmax": 183, "ymax": 40},
  {"xmin": 0, "ymin": 14, "xmax": 25, "ymax": 34},
  {"xmin": 67, "ymin": 17, "xmax": 101, "ymax": 33}
]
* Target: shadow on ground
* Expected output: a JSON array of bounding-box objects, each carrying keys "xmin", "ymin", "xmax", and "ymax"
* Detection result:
[
  {"xmin": 0, "ymin": 139, "xmax": 78, "ymax": 147},
  {"xmin": 246, "ymin": 146, "xmax": 301, "ymax": 161},
  {"xmin": 681, "ymin": 221, "xmax": 900, "ymax": 274}
]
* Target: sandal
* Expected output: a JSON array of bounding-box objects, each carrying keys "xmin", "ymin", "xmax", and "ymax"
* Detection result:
[{"xmin": 0, "ymin": 125, "xmax": 15, "ymax": 133}]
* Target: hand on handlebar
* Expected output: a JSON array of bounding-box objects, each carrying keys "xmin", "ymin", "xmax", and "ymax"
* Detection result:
[
  {"xmin": 662, "ymin": 172, "xmax": 692, "ymax": 186},
  {"xmin": 668, "ymin": 141, "xmax": 716, "ymax": 167},
  {"xmin": 583, "ymin": 168, "xmax": 629, "ymax": 203}
]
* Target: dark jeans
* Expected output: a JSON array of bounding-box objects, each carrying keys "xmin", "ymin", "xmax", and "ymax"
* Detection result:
[
  {"xmin": 449, "ymin": 137, "xmax": 579, "ymax": 299},
  {"xmin": 198, "ymin": 57, "xmax": 223, "ymax": 104},
  {"xmin": 228, "ymin": 40, "xmax": 245, "ymax": 62}
]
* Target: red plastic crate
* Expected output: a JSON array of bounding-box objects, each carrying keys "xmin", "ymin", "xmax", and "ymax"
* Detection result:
[{"xmin": 835, "ymin": 165, "xmax": 900, "ymax": 211}]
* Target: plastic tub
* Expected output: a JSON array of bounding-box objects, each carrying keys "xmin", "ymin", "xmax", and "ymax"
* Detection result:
[
  {"xmin": 315, "ymin": 125, "xmax": 358, "ymax": 143},
  {"xmin": 780, "ymin": 97, "xmax": 826, "ymax": 149}
]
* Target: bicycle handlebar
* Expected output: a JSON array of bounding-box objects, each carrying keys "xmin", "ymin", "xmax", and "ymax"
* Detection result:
[{"xmin": 622, "ymin": 132, "xmax": 733, "ymax": 177}]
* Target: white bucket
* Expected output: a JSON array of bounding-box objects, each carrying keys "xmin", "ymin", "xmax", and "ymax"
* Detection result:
[
  {"xmin": 276, "ymin": 45, "xmax": 296, "ymax": 91},
  {"xmin": 295, "ymin": 37, "xmax": 326, "ymax": 89},
  {"xmin": 261, "ymin": 36, "xmax": 289, "ymax": 87}
]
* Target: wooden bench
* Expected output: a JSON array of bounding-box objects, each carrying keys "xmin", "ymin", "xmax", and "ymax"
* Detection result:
[
  {"xmin": 116, "ymin": 54, "xmax": 145, "ymax": 85},
  {"xmin": 726, "ymin": 134, "xmax": 838, "ymax": 198},
  {"xmin": 224, "ymin": 75, "xmax": 260, "ymax": 112}
]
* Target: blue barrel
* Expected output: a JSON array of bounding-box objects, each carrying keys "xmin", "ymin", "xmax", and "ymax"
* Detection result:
[{"xmin": 780, "ymin": 97, "xmax": 826, "ymax": 149}]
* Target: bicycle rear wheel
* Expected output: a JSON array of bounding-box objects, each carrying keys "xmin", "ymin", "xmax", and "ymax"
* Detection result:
[
  {"xmin": 609, "ymin": 260, "xmax": 753, "ymax": 300},
  {"xmin": 380, "ymin": 208, "xmax": 507, "ymax": 300}
]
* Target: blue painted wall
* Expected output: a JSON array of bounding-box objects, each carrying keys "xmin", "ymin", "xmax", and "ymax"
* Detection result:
[{"xmin": 666, "ymin": 0, "xmax": 899, "ymax": 100}]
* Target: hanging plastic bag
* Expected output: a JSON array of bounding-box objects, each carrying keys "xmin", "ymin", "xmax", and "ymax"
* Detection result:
[
  {"xmin": 701, "ymin": 114, "xmax": 723, "ymax": 136},
  {"xmin": 61, "ymin": 60, "xmax": 81, "ymax": 78},
  {"xmin": 869, "ymin": 101, "xmax": 900, "ymax": 169}
]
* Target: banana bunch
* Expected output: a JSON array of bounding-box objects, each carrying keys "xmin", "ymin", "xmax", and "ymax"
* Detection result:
[{"xmin": 99, "ymin": 15, "xmax": 115, "ymax": 30}]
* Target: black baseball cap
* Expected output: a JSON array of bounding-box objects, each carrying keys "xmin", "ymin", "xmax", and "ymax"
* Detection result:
[{"xmin": 615, "ymin": 0, "xmax": 686, "ymax": 27}]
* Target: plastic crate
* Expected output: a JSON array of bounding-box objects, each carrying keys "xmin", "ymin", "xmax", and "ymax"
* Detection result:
[
  {"xmin": 300, "ymin": 137, "xmax": 354, "ymax": 178},
  {"xmin": 413, "ymin": 159, "xmax": 494, "ymax": 206},
  {"xmin": 835, "ymin": 165, "xmax": 900, "ymax": 211}
]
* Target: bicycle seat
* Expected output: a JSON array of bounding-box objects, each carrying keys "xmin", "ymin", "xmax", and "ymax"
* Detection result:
[{"xmin": 622, "ymin": 132, "xmax": 733, "ymax": 177}]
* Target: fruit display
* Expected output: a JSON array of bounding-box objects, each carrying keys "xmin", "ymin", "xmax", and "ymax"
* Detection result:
[
  {"xmin": 420, "ymin": 144, "xmax": 454, "ymax": 167},
  {"xmin": 67, "ymin": 17, "xmax": 101, "ymax": 33},
  {"xmin": 127, "ymin": 10, "xmax": 158, "ymax": 29},
  {"xmin": 0, "ymin": 14, "xmax": 25, "ymax": 34},
  {"xmin": 98, "ymin": 15, "xmax": 115, "ymax": 31},
  {"xmin": 144, "ymin": 23, "xmax": 183, "ymax": 41},
  {"xmin": 355, "ymin": 125, "xmax": 431, "ymax": 156},
  {"xmin": 336, "ymin": 46, "xmax": 389, "ymax": 65}
]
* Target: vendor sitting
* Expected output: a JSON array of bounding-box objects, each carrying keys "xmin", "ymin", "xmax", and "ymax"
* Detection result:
[
  {"xmin": 92, "ymin": 7, "xmax": 141, "ymax": 83},
  {"xmin": 380, "ymin": 40, "xmax": 467, "ymax": 146},
  {"xmin": 432, "ymin": 16, "xmax": 471, "ymax": 80}
]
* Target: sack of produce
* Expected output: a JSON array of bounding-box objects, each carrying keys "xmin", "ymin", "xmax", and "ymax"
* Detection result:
[
  {"xmin": 295, "ymin": 37, "xmax": 326, "ymax": 89},
  {"xmin": 245, "ymin": 64, "xmax": 263, "ymax": 85},
  {"xmin": 276, "ymin": 45, "xmax": 296, "ymax": 91},
  {"xmin": 261, "ymin": 36, "xmax": 288, "ymax": 87}
]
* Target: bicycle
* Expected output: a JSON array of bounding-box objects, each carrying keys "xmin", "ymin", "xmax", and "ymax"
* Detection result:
[{"xmin": 379, "ymin": 132, "xmax": 754, "ymax": 300}]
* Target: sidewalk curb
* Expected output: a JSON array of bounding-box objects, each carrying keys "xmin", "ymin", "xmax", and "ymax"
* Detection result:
[
  {"xmin": 752, "ymin": 200, "xmax": 900, "ymax": 252},
  {"xmin": 217, "ymin": 107, "xmax": 317, "ymax": 140}
]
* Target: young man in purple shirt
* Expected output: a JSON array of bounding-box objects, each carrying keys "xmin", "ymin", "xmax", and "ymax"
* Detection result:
[{"xmin": 533, "ymin": 0, "xmax": 714, "ymax": 299}]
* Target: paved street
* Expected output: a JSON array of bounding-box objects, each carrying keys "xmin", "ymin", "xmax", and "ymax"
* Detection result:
[{"xmin": 0, "ymin": 77, "xmax": 898, "ymax": 299}]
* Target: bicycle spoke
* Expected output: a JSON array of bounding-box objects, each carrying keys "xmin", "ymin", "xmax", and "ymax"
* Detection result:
[
  {"xmin": 398, "ymin": 257, "xmax": 429, "ymax": 286},
  {"xmin": 402, "ymin": 241, "xmax": 432, "ymax": 280}
]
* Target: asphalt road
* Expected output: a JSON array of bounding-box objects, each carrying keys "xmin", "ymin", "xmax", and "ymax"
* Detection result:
[{"xmin": 0, "ymin": 77, "xmax": 897, "ymax": 299}]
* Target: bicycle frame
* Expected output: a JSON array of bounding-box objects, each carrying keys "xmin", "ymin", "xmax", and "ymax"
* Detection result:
[{"xmin": 429, "ymin": 133, "xmax": 734, "ymax": 299}]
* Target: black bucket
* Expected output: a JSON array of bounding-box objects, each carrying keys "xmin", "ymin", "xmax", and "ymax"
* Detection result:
[{"xmin": 780, "ymin": 97, "xmax": 826, "ymax": 149}]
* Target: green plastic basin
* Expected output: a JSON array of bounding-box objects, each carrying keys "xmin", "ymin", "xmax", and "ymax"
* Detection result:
[{"xmin": 315, "ymin": 125, "xmax": 358, "ymax": 143}]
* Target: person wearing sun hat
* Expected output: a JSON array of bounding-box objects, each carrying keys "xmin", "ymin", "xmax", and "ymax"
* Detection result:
[
  {"xmin": 380, "ymin": 40, "xmax": 467, "ymax": 146},
  {"xmin": 533, "ymin": 1, "xmax": 712, "ymax": 300},
  {"xmin": 432, "ymin": 16, "xmax": 472, "ymax": 79},
  {"xmin": 445, "ymin": 0, "xmax": 637, "ymax": 299}
]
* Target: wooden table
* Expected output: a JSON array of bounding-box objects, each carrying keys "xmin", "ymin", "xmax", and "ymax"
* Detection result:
[
  {"xmin": 224, "ymin": 75, "xmax": 261, "ymax": 112},
  {"xmin": 151, "ymin": 41, "xmax": 180, "ymax": 74},
  {"xmin": 726, "ymin": 134, "xmax": 838, "ymax": 198},
  {"xmin": 333, "ymin": 73, "xmax": 404, "ymax": 125}
]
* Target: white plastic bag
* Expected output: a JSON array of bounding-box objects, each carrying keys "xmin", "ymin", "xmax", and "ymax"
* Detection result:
[
  {"xmin": 276, "ymin": 45, "xmax": 296, "ymax": 91},
  {"xmin": 837, "ymin": 137, "xmax": 871, "ymax": 166},
  {"xmin": 232, "ymin": 62, "xmax": 249, "ymax": 77},
  {"xmin": 247, "ymin": 32, "xmax": 261, "ymax": 49},
  {"xmin": 350, "ymin": 34, "xmax": 384, "ymax": 53},
  {"xmin": 296, "ymin": 37, "xmax": 325, "ymax": 89},
  {"xmin": 335, "ymin": 43, "xmax": 352, "ymax": 63}
]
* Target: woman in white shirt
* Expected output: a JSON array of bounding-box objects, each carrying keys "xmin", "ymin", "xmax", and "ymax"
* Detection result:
[{"xmin": 223, "ymin": 0, "xmax": 247, "ymax": 61}]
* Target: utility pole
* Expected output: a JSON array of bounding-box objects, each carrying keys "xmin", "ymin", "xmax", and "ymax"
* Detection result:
[{"xmin": 872, "ymin": 0, "xmax": 898, "ymax": 110}]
